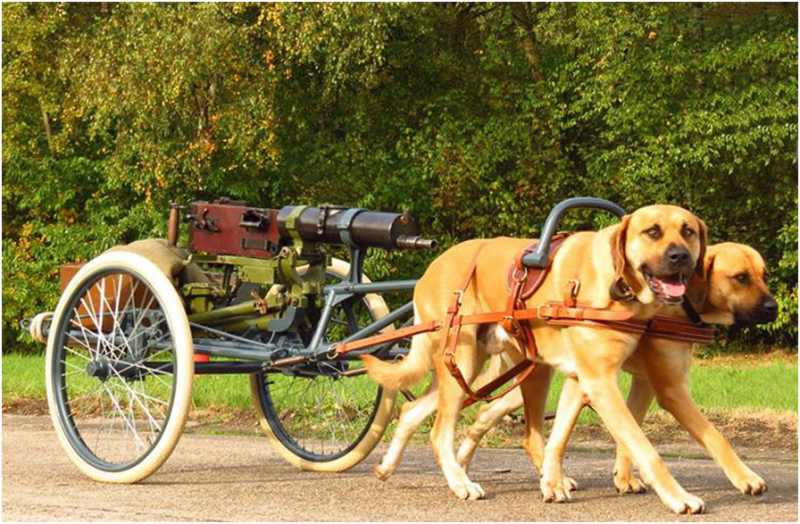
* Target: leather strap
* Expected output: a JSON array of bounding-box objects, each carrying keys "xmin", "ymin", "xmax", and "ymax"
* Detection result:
[
  {"xmin": 441, "ymin": 244, "xmax": 546, "ymax": 407},
  {"xmin": 506, "ymin": 235, "xmax": 570, "ymax": 300},
  {"xmin": 501, "ymin": 265, "xmax": 527, "ymax": 337},
  {"xmin": 646, "ymin": 315, "xmax": 716, "ymax": 344},
  {"xmin": 461, "ymin": 359, "xmax": 537, "ymax": 408},
  {"xmin": 681, "ymin": 299, "xmax": 705, "ymax": 326},
  {"xmin": 335, "ymin": 320, "xmax": 442, "ymax": 354},
  {"xmin": 441, "ymin": 245, "xmax": 504, "ymax": 405}
]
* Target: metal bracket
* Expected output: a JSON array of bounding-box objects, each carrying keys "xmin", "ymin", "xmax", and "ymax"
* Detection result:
[
  {"xmin": 317, "ymin": 205, "xmax": 348, "ymax": 236},
  {"xmin": 522, "ymin": 197, "xmax": 626, "ymax": 268},
  {"xmin": 284, "ymin": 205, "xmax": 308, "ymax": 243},
  {"xmin": 336, "ymin": 208, "xmax": 365, "ymax": 248}
]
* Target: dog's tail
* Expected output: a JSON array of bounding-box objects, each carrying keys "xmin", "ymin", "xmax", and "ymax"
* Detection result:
[{"xmin": 361, "ymin": 335, "xmax": 433, "ymax": 391}]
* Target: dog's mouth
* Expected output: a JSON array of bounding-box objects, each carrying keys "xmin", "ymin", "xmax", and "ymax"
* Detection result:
[{"xmin": 643, "ymin": 268, "xmax": 687, "ymax": 303}]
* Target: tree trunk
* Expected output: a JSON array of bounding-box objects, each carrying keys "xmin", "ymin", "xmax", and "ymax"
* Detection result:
[
  {"xmin": 40, "ymin": 103, "xmax": 53, "ymax": 152},
  {"xmin": 509, "ymin": 3, "xmax": 545, "ymax": 82}
]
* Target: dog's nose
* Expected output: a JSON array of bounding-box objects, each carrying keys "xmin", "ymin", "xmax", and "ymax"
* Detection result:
[
  {"xmin": 762, "ymin": 298, "xmax": 778, "ymax": 318},
  {"xmin": 666, "ymin": 245, "xmax": 691, "ymax": 267}
]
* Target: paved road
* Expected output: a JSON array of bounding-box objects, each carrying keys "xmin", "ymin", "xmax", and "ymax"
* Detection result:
[{"xmin": 3, "ymin": 415, "xmax": 797, "ymax": 521}]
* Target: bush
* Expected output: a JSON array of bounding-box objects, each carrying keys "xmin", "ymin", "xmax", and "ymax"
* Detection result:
[{"xmin": 3, "ymin": 3, "xmax": 796, "ymax": 352}]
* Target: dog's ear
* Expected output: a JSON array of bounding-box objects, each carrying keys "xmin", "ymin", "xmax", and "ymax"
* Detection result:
[
  {"xmin": 687, "ymin": 251, "xmax": 715, "ymax": 308},
  {"xmin": 694, "ymin": 218, "xmax": 708, "ymax": 277},
  {"xmin": 609, "ymin": 215, "xmax": 635, "ymax": 301}
]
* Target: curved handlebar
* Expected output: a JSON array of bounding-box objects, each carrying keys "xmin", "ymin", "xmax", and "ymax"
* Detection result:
[{"xmin": 521, "ymin": 197, "xmax": 627, "ymax": 268}]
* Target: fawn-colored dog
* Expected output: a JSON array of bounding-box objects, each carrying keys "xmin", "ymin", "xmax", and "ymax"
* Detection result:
[
  {"xmin": 364, "ymin": 205, "xmax": 711, "ymax": 514},
  {"xmin": 458, "ymin": 243, "xmax": 776, "ymax": 503}
]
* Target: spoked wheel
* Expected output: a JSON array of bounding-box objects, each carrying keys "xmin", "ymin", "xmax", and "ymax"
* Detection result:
[
  {"xmin": 45, "ymin": 251, "xmax": 194, "ymax": 483},
  {"xmin": 250, "ymin": 258, "xmax": 397, "ymax": 472}
]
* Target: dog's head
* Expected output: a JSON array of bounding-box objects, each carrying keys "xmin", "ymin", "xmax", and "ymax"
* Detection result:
[
  {"xmin": 610, "ymin": 205, "xmax": 707, "ymax": 305},
  {"xmin": 689, "ymin": 242, "xmax": 778, "ymax": 325}
]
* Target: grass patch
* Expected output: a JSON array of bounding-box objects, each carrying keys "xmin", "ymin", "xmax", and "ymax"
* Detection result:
[
  {"xmin": 3, "ymin": 351, "xmax": 797, "ymax": 433},
  {"xmin": 455, "ymin": 356, "xmax": 797, "ymax": 426},
  {"xmin": 2, "ymin": 352, "xmax": 49, "ymax": 402}
]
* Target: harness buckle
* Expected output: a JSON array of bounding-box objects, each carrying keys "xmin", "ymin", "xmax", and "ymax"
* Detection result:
[
  {"xmin": 502, "ymin": 316, "xmax": 519, "ymax": 336},
  {"xmin": 567, "ymin": 279, "xmax": 580, "ymax": 298},
  {"xmin": 511, "ymin": 266, "xmax": 528, "ymax": 283},
  {"xmin": 453, "ymin": 290, "xmax": 464, "ymax": 307},
  {"xmin": 537, "ymin": 305, "xmax": 552, "ymax": 320}
]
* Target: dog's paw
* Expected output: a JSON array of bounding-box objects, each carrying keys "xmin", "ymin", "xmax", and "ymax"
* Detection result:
[
  {"xmin": 614, "ymin": 472, "xmax": 647, "ymax": 494},
  {"xmin": 663, "ymin": 492, "xmax": 706, "ymax": 515},
  {"xmin": 451, "ymin": 481, "xmax": 485, "ymax": 501},
  {"xmin": 562, "ymin": 475, "xmax": 578, "ymax": 492},
  {"xmin": 732, "ymin": 470, "xmax": 767, "ymax": 496},
  {"xmin": 373, "ymin": 462, "xmax": 394, "ymax": 482},
  {"xmin": 541, "ymin": 476, "xmax": 573, "ymax": 503}
]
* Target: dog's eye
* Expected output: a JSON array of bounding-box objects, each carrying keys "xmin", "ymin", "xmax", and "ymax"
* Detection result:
[
  {"xmin": 644, "ymin": 226, "xmax": 661, "ymax": 240},
  {"xmin": 682, "ymin": 225, "xmax": 695, "ymax": 238},
  {"xmin": 734, "ymin": 273, "xmax": 749, "ymax": 284}
]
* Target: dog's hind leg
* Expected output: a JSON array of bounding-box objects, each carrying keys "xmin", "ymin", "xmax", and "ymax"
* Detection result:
[
  {"xmin": 457, "ymin": 346, "xmax": 527, "ymax": 471},
  {"xmin": 431, "ymin": 326, "xmax": 485, "ymax": 500},
  {"xmin": 375, "ymin": 377, "xmax": 439, "ymax": 481},
  {"xmin": 518, "ymin": 363, "xmax": 554, "ymax": 471},
  {"xmin": 613, "ymin": 373, "xmax": 654, "ymax": 494},
  {"xmin": 457, "ymin": 388, "xmax": 523, "ymax": 472}
]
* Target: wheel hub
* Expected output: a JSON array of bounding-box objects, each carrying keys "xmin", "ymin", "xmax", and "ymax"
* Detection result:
[{"xmin": 86, "ymin": 358, "xmax": 111, "ymax": 381}]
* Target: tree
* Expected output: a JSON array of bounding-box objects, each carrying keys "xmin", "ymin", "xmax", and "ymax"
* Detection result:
[{"xmin": 3, "ymin": 2, "xmax": 797, "ymax": 351}]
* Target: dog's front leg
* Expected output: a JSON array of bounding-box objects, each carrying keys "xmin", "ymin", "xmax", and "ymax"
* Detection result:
[
  {"xmin": 569, "ymin": 330, "xmax": 706, "ymax": 515},
  {"xmin": 643, "ymin": 345, "xmax": 768, "ymax": 496},
  {"xmin": 613, "ymin": 373, "xmax": 654, "ymax": 494},
  {"xmin": 537, "ymin": 375, "xmax": 584, "ymax": 502}
]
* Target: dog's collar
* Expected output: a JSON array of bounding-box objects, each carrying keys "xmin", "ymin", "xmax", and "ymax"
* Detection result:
[
  {"xmin": 681, "ymin": 298, "xmax": 707, "ymax": 327},
  {"xmin": 616, "ymin": 281, "xmax": 637, "ymax": 302}
]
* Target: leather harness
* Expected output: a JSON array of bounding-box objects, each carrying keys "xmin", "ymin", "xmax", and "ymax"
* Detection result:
[{"xmin": 335, "ymin": 235, "xmax": 715, "ymax": 407}]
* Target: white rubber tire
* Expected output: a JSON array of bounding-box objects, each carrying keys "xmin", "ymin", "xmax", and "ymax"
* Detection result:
[
  {"xmin": 45, "ymin": 251, "xmax": 194, "ymax": 484},
  {"xmin": 250, "ymin": 257, "xmax": 398, "ymax": 472}
]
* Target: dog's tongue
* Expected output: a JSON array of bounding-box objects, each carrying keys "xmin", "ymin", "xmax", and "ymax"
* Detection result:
[{"xmin": 654, "ymin": 278, "xmax": 686, "ymax": 298}]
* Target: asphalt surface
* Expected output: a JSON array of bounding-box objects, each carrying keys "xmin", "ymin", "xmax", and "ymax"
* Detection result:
[{"xmin": 2, "ymin": 415, "xmax": 797, "ymax": 521}]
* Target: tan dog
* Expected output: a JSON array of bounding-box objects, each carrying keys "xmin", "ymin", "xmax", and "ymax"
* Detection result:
[
  {"xmin": 363, "ymin": 205, "xmax": 708, "ymax": 514},
  {"xmin": 454, "ymin": 243, "xmax": 776, "ymax": 503}
]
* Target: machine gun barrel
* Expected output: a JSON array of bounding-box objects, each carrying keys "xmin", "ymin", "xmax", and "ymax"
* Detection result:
[
  {"xmin": 396, "ymin": 235, "xmax": 437, "ymax": 250},
  {"xmin": 277, "ymin": 206, "xmax": 434, "ymax": 250}
]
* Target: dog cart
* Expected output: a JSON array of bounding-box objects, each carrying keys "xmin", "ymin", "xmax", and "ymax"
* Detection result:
[{"xmin": 24, "ymin": 197, "xmax": 624, "ymax": 483}]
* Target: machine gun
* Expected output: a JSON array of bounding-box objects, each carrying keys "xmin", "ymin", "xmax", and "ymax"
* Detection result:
[
  {"xmin": 169, "ymin": 199, "xmax": 436, "ymax": 334},
  {"xmin": 175, "ymin": 199, "xmax": 436, "ymax": 258}
]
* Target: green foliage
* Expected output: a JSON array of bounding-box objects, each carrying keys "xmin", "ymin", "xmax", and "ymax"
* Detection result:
[
  {"xmin": 761, "ymin": 199, "xmax": 799, "ymax": 341},
  {"xmin": 3, "ymin": 2, "xmax": 797, "ymax": 352}
]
